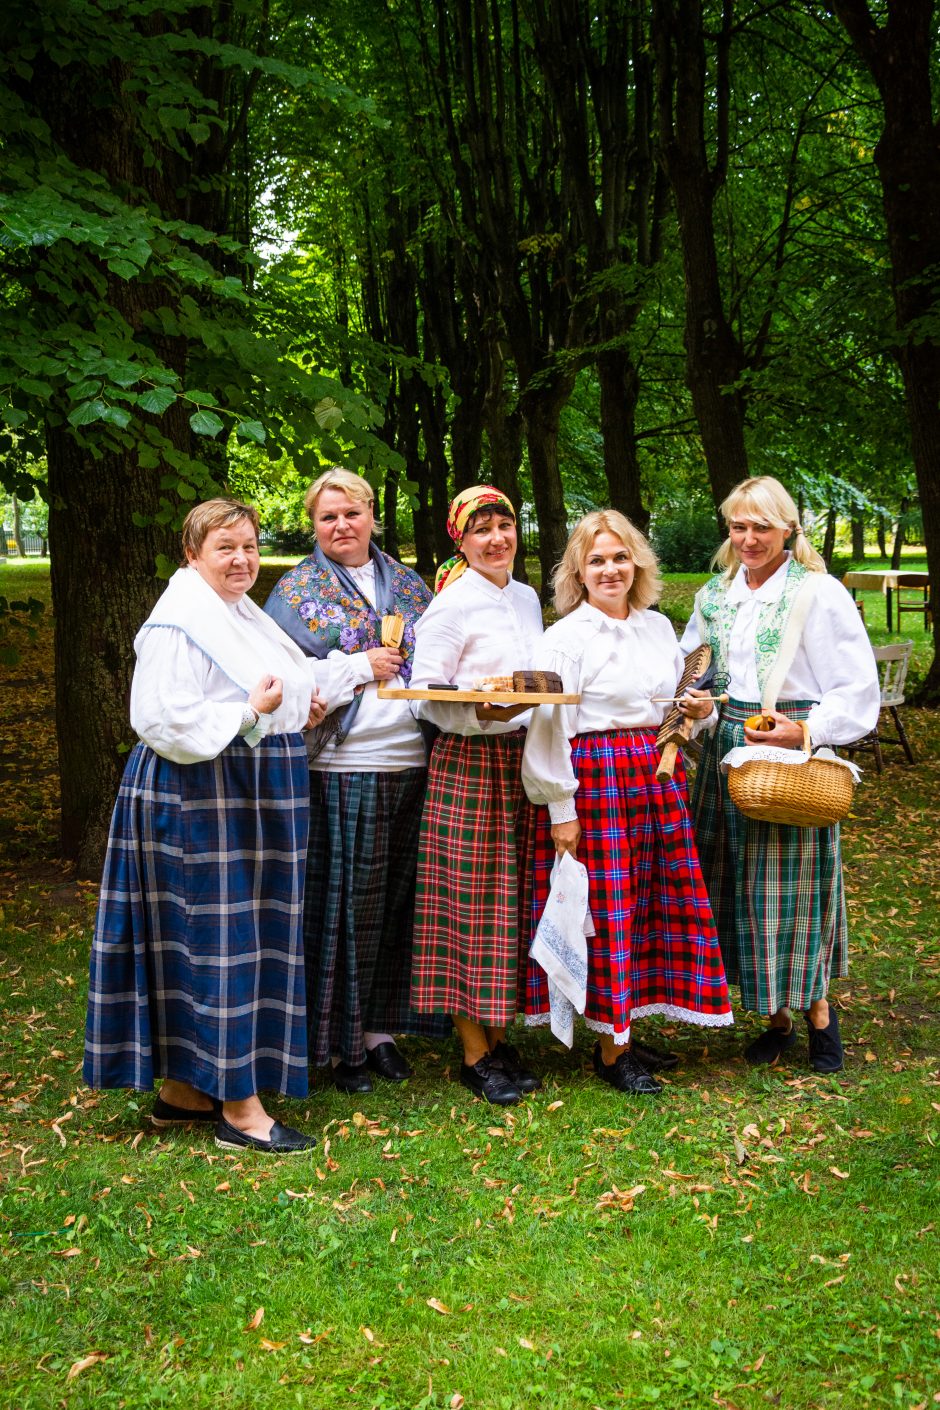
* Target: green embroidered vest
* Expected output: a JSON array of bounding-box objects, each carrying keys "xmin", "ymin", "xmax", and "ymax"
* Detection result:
[{"xmin": 695, "ymin": 560, "xmax": 812, "ymax": 701}]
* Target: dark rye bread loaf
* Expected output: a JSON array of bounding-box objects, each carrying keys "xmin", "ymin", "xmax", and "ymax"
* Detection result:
[{"xmin": 512, "ymin": 670, "xmax": 564, "ymax": 694}]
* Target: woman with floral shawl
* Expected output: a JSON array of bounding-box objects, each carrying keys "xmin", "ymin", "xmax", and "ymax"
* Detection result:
[{"xmin": 266, "ymin": 468, "xmax": 447, "ymax": 1093}]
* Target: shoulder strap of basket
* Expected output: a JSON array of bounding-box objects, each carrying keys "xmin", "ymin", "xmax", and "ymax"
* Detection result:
[{"xmin": 759, "ymin": 568, "xmax": 818, "ymax": 711}]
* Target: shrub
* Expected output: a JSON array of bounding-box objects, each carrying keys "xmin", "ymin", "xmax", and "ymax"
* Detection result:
[{"xmin": 650, "ymin": 504, "xmax": 718, "ymax": 572}]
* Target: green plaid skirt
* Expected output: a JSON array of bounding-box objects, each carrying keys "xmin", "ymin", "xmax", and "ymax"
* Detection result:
[{"xmin": 691, "ymin": 699, "xmax": 848, "ymax": 1014}]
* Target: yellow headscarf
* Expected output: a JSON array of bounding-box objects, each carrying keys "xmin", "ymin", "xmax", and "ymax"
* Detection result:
[{"xmin": 434, "ymin": 484, "xmax": 516, "ymax": 592}]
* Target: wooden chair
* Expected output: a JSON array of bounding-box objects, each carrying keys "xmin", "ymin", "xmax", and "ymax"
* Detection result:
[
  {"xmin": 843, "ymin": 641, "xmax": 916, "ymax": 773},
  {"xmin": 894, "ymin": 574, "xmax": 932, "ymax": 632}
]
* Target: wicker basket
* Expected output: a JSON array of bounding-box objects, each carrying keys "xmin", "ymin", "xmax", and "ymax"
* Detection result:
[{"xmin": 726, "ymin": 721, "xmax": 856, "ymax": 828}]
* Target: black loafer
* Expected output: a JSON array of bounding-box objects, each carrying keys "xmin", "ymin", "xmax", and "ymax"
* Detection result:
[
  {"xmin": 806, "ymin": 1009, "xmax": 844, "ymax": 1073},
  {"xmin": 630, "ymin": 1039, "xmax": 680, "ymax": 1072},
  {"xmin": 365, "ymin": 1042, "xmax": 412, "ymax": 1083},
  {"xmin": 460, "ymin": 1055, "xmax": 522, "ymax": 1106},
  {"xmin": 592, "ymin": 1043, "xmax": 662, "ymax": 1095},
  {"xmin": 744, "ymin": 1024, "xmax": 797, "ymax": 1066},
  {"xmin": 489, "ymin": 1040, "xmax": 541, "ymax": 1093},
  {"xmin": 331, "ymin": 1061, "xmax": 373, "ymax": 1094},
  {"xmin": 214, "ymin": 1116, "xmax": 317, "ymax": 1155},
  {"xmin": 151, "ymin": 1095, "xmax": 221, "ymax": 1127}
]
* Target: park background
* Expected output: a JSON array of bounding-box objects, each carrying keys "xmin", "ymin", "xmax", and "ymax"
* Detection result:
[{"xmin": 1, "ymin": 2, "xmax": 938, "ymax": 1407}]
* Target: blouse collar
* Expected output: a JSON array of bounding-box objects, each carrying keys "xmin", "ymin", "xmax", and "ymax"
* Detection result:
[
  {"xmin": 728, "ymin": 551, "xmax": 793, "ymax": 605},
  {"xmin": 465, "ymin": 567, "xmax": 516, "ymax": 600},
  {"xmin": 576, "ymin": 599, "xmax": 635, "ymax": 637}
]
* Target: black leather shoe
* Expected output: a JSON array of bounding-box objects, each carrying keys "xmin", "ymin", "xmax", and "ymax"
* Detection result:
[
  {"xmin": 332, "ymin": 1061, "xmax": 373, "ymax": 1094},
  {"xmin": 214, "ymin": 1116, "xmax": 317, "ymax": 1155},
  {"xmin": 460, "ymin": 1054, "xmax": 522, "ymax": 1106},
  {"xmin": 365, "ymin": 1042, "xmax": 412, "ymax": 1082},
  {"xmin": 744, "ymin": 1024, "xmax": 797, "ymax": 1066},
  {"xmin": 489, "ymin": 1040, "xmax": 541, "ymax": 1093},
  {"xmin": 151, "ymin": 1095, "xmax": 221, "ymax": 1127},
  {"xmin": 592, "ymin": 1043, "xmax": 662, "ymax": 1095},
  {"xmin": 630, "ymin": 1039, "xmax": 679, "ymax": 1072},
  {"xmin": 806, "ymin": 1008, "xmax": 844, "ymax": 1073}
]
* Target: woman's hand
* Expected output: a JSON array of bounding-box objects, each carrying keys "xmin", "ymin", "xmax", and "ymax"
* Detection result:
[
  {"xmin": 474, "ymin": 701, "xmax": 531, "ymax": 722},
  {"xmin": 551, "ymin": 820, "xmax": 581, "ymax": 857},
  {"xmin": 366, "ymin": 647, "xmax": 404, "ymax": 681},
  {"xmin": 678, "ymin": 686, "xmax": 715, "ymax": 720},
  {"xmin": 249, "ymin": 675, "xmax": 283, "ymax": 715},
  {"xmin": 306, "ymin": 691, "xmax": 327, "ymax": 730},
  {"xmin": 743, "ymin": 710, "xmax": 806, "ymax": 749}
]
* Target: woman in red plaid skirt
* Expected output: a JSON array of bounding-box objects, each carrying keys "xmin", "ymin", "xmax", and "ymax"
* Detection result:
[
  {"xmin": 522, "ymin": 511, "xmax": 733, "ymax": 1094},
  {"xmin": 410, "ymin": 486, "xmax": 544, "ymax": 1106}
]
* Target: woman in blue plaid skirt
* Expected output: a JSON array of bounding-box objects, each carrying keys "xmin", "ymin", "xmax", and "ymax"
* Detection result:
[
  {"xmin": 83, "ymin": 499, "xmax": 361, "ymax": 1155},
  {"xmin": 681, "ymin": 477, "xmax": 880, "ymax": 1073}
]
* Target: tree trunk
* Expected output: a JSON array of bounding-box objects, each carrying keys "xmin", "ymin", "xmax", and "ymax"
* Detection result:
[
  {"xmin": 890, "ymin": 497, "xmax": 908, "ymax": 571},
  {"xmin": 832, "ymin": 0, "xmax": 940, "ymax": 699},
  {"xmin": 47, "ymin": 433, "xmax": 176, "ymax": 874},
  {"xmin": 851, "ymin": 515, "xmax": 866, "ymax": 561},
  {"xmin": 520, "ymin": 387, "xmax": 573, "ymax": 600},
  {"xmin": 11, "ymin": 495, "xmax": 25, "ymax": 558},
  {"xmin": 597, "ymin": 351, "xmax": 649, "ymax": 532},
  {"xmin": 877, "ymin": 513, "xmax": 887, "ymax": 558},
  {"xmin": 822, "ymin": 504, "xmax": 837, "ymax": 569}
]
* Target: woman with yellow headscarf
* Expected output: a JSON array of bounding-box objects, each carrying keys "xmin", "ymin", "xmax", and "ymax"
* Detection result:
[{"xmin": 409, "ymin": 486, "xmax": 544, "ymax": 1105}]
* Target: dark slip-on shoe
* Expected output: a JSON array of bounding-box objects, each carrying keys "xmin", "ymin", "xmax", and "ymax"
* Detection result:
[
  {"xmin": 806, "ymin": 1009, "xmax": 844, "ymax": 1073},
  {"xmin": 743, "ymin": 1024, "xmax": 798, "ymax": 1066},
  {"xmin": 151, "ymin": 1095, "xmax": 221, "ymax": 1127},
  {"xmin": 331, "ymin": 1061, "xmax": 373, "ymax": 1094},
  {"xmin": 592, "ymin": 1043, "xmax": 662, "ymax": 1095},
  {"xmin": 630, "ymin": 1039, "xmax": 680, "ymax": 1072},
  {"xmin": 365, "ymin": 1042, "xmax": 412, "ymax": 1083},
  {"xmin": 460, "ymin": 1055, "xmax": 522, "ymax": 1106},
  {"xmin": 214, "ymin": 1116, "xmax": 317, "ymax": 1155},
  {"xmin": 489, "ymin": 1040, "xmax": 541, "ymax": 1093}
]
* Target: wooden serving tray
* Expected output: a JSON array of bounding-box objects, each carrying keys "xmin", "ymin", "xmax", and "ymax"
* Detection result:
[{"xmin": 377, "ymin": 686, "xmax": 580, "ymax": 705}]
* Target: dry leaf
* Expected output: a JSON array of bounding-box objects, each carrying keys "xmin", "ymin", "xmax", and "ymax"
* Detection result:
[
  {"xmin": 52, "ymin": 1247, "xmax": 81, "ymax": 1258},
  {"xmin": 361, "ymin": 1326, "xmax": 375, "ymax": 1342},
  {"xmin": 244, "ymin": 1307, "xmax": 264, "ymax": 1332},
  {"xmin": 829, "ymin": 1167, "xmax": 849, "ymax": 1180},
  {"xmin": 260, "ymin": 1338, "xmax": 286, "ymax": 1352},
  {"xmin": 179, "ymin": 1181, "xmax": 195, "ymax": 1203},
  {"xmin": 518, "ymin": 1337, "xmax": 535, "ymax": 1350},
  {"xmin": 66, "ymin": 1351, "xmax": 108, "ymax": 1381},
  {"xmin": 864, "ymin": 1050, "xmax": 877, "ymax": 1063},
  {"xmin": 824, "ymin": 1275, "xmax": 845, "ymax": 1287},
  {"xmin": 451, "ymin": 1395, "xmax": 465, "ymax": 1409},
  {"xmin": 427, "ymin": 1298, "xmax": 452, "ymax": 1315},
  {"xmin": 215, "ymin": 1181, "xmax": 230, "ymax": 1193},
  {"xmin": 546, "ymin": 1101, "xmax": 563, "ymax": 1112}
]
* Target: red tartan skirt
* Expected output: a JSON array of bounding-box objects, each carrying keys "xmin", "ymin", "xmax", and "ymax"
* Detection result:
[
  {"xmin": 412, "ymin": 730, "xmax": 535, "ymax": 1025},
  {"xmin": 524, "ymin": 730, "xmax": 732, "ymax": 1041}
]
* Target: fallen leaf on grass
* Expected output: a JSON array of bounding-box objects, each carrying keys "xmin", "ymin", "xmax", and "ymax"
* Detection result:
[
  {"xmin": 546, "ymin": 1101, "xmax": 563, "ymax": 1112},
  {"xmin": 518, "ymin": 1337, "xmax": 535, "ymax": 1350},
  {"xmin": 864, "ymin": 1051, "xmax": 877, "ymax": 1063},
  {"xmin": 451, "ymin": 1395, "xmax": 465, "ymax": 1409},
  {"xmin": 260, "ymin": 1338, "xmax": 286, "ymax": 1352},
  {"xmin": 52, "ymin": 1247, "xmax": 81, "ymax": 1258},
  {"xmin": 179, "ymin": 1181, "xmax": 195, "ymax": 1204},
  {"xmin": 824, "ymin": 1274, "xmax": 845, "ymax": 1287},
  {"xmin": 361, "ymin": 1326, "xmax": 375, "ymax": 1342},
  {"xmin": 244, "ymin": 1307, "xmax": 264, "ymax": 1331},
  {"xmin": 66, "ymin": 1352, "xmax": 107, "ymax": 1381},
  {"xmin": 427, "ymin": 1298, "xmax": 451, "ymax": 1315},
  {"xmin": 215, "ymin": 1181, "xmax": 230, "ymax": 1193},
  {"xmin": 828, "ymin": 1166, "xmax": 849, "ymax": 1179}
]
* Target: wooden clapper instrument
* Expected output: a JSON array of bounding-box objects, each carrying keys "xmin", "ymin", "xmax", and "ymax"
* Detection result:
[{"xmin": 655, "ymin": 643, "xmax": 714, "ymax": 783}]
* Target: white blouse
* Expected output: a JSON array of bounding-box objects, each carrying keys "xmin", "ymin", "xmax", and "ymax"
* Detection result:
[
  {"xmin": 679, "ymin": 557, "xmax": 880, "ymax": 747},
  {"xmin": 410, "ymin": 569, "xmax": 544, "ymax": 736},
  {"xmin": 311, "ymin": 559, "xmax": 427, "ymax": 773},
  {"xmin": 522, "ymin": 602, "xmax": 713, "ymax": 823},
  {"xmin": 131, "ymin": 599, "xmax": 359, "ymax": 765}
]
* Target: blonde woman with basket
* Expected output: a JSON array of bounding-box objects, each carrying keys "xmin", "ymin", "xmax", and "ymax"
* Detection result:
[{"xmin": 681, "ymin": 477, "xmax": 879, "ymax": 1072}]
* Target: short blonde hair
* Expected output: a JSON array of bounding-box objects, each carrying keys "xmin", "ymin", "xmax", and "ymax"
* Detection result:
[
  {"xmin": 713, "ymin": 475, "xmax": 826, "ymax": 579},
  {"xmin": 304, "ymin": 467, "xmax": 375, "ymax": 523},
  {"xmin": 553, "ymin": 510, "xmax": 663, "ymax": 617},
  {"xmin": 181, "ymin": 497, "xmax": 259, "ymax": 562}
]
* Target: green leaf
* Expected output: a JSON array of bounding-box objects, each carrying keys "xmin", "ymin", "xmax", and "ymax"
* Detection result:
[
  {"xmin": 234, "ymin": 419, "xmax": 265, "ymax": 443},
  {"xmin": 67, "ymin": 399, "xmax": 108, "ymax": 427},
  {"xmin": 314, "ymin": 398, "xmax": 344, "ymax": 431},
  {"xmin": 139, "ymin": 387, "xmax": 177, "ymax": 415},
  {"xmin": 189, "ymin": 409, "xmax": 224, "ymax": 437},
  {"xmin": 100, "ymin": 405, "xmax": 131, "ymax": 428},
  {"xmin": 107, "ymin": 259, "xmax": 140, "ymax": 280}
]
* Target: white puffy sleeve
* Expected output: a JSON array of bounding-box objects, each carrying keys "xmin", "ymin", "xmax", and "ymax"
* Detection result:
[
  {"xmin": 802, "ymin": 578, "xmax": 881, "ymax": 746},
  {"xmin": 408, "ymin": 595, "xmax": 484, "ymax": 735},
  {"xmin": 130, "ymin": 628, "xmax": 248, "ymax": 764},
  {"xmin": 521, "ymin": 637, "xmax": 582, "ymax": 823}
]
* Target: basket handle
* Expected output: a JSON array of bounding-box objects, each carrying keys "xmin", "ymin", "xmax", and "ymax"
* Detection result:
[{"xmin": 799, "ymin": 719, "xmax": 812, "ymax": 754}]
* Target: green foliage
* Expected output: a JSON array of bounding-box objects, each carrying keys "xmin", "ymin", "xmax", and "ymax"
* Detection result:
[{"xmin": 650, "ymin": 503, "xmax": 719, "ymax": 573}]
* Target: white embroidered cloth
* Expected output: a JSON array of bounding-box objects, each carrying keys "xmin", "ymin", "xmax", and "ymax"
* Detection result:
[
  {"xmin": 529, "ymin": 853, "xmax": 594, "ymax": 1048},
  {"xmin": 720, "ymin": 744, "xmax": 862, "ymax": 783}
]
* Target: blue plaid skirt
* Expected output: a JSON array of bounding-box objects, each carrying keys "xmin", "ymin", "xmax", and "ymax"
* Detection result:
[{"xmin": 83, "ymin": 735, "xmax": 310, "ymax": 1100}]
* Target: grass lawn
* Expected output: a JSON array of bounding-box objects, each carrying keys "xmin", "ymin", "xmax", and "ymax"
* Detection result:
[{"xmin": 0, "ymin": 560, "xmax": 938, "ymax": 1409}]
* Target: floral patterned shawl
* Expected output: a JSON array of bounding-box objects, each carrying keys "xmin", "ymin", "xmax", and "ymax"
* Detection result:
[{"xmin": 265, "ymin": 541, "xmax": 431, "ymax": 755}]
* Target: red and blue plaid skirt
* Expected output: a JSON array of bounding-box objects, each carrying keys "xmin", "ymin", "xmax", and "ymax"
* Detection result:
[{"xmin": 525, "ymin": 730, "xmax": 732, "ymax": 1041}]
